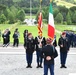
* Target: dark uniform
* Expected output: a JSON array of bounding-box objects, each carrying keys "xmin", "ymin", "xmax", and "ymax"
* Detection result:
[
  {"xmin": 58, "ymin": 32, "xmax": 69, "ymax": 68},
  {"xmin": 41, "ymin": 38, "xmax": 58, "ymax": 75},
  {"xmin": 24, "ymin": 33, "xmax": 35, "ymax": 68},
  {"xmin": 2, "ymin": 31, "xmax": 8, "ymax": 47},
  {"xmin": 35, "ymin": 36, "xmax": 46, "ymax": 68},
  {"xmin": 6, "ymin": 29, "xmax": 11, "ymax": 46},
  {"xmin": 23, "ymin": 30, "xmax": 28, "ymax": 47},
  {"xmin": 13, "ymin": 31, "xmax": 19, "ymax": 47}
]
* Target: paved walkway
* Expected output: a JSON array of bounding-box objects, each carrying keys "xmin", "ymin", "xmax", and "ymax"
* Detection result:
[{"xmin": 0, "ymin": 46, "xmax": 76, "ymax": 75}]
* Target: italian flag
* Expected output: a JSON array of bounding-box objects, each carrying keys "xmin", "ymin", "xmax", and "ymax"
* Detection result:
[{"xmin": 48, "ymin": 2, "xmax": 55, "ymax": 39}]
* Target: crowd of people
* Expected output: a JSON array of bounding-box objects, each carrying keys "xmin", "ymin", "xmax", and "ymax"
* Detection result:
[
  {"xmin": 2, "ymin": 28, "xmax": 19, "ymax": 47},
  {"xmin": 65, "ymin": 30, "xmax": 76, "ymax": 47},
  {"xmin": 1, "ymin": 28, "xmax": 76, "ymax": 75},
  {"xmin": 1, "ymin": 29, "xmax": 76, "ymax": 48}
]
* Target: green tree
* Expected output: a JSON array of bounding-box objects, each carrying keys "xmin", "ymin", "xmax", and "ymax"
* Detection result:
[
  {"xmin": 8, "ymin": 11, "xmax": 15, "ymax": 24},
  {"xmin": 53, "ymin": 8, "xmax": 59, "ymax": 18},
  {"xmin": 58, "ymin": 6, "xmax": 68, "ymax": 21},
  {"xmin": 42, "ymin": 7, "xmax": 49, "ymax": 22},
  {"xmin": 17, "ymin": 9, "xmax": 25, "ymax": 21},
  {"xmin": 72, "ymin": 11, "xmax": 76, "ymax": 24},
  {"xmin": 0, "ymin": 14, "xmax": 6, "ymax": 23},
  {"xmin": 3, "ymin": 8, "xmax": 10, "ymax": 20},
  {"xmin": 66, "ymin": 11, "xmax": 72, "ymax": 25},
  {"xmin": 10, "ymin": 6, "xmax": 18, "ymax": 18},
  {"xmin": 55, "ymin": 13, "xmax": 63, "ymax": 24},
  {"xmin": 0, "ymin": 4, "xmax": 6, "ymax": 15}
]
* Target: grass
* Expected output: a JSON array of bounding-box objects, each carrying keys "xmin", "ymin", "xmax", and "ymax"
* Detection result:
[
  {"xmin": 26, "ymin": 15, "xmax": 36, "ymax": 19},
  {"xmin": 55, "ymin": 0, "xmax": 76, "ymax": 8},
  {"xmin": 0, "ymin": 24, "xmax": 12, "ymax": 32},
  {"xmin": 0, "ymin": 23, "xmax": 76, "ymax": 44},
  {"xmin": 55, "ymin": 24, "xmax": 76, "ymax": 32}
]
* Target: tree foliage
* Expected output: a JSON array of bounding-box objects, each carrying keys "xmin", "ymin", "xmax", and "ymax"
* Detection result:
[
  {"xmin": 17, "ymin": 9, "xmax": 25, "ymax": 21},
  {"xmin": 0, "ymin": 14, "xmax": 6, "ymax": 23},
  {"xmin": 55, "ymin": 13, "xmax": 63, "ymax": 24},
  {"xmin": 66, "ymin": 11, "xmax": 72, "ymax": 25}
]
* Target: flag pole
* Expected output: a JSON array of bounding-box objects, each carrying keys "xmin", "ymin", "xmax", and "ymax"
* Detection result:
[{"xmin": 40, "ymin": 0, "xmax": 42, "ymax": 11}]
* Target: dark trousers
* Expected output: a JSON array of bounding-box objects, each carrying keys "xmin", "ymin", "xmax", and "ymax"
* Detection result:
[
  {"xmin": 7, "ymin": 37, "xmax": 10, "ymax": 44},
  {"xmin": 36, "ymin": 48, "xmax": 43, "ymax": 65},
  {"xmin": 26, "ymin": 53, "xmax": 33, "ymax": 64},
  {"xmin": 44, "ymin": 64, "xmax": 54, "ymax": 75},
  {"xmin": 3, "ymin": 38, "xmax": 7, "ymax": 44},
  {"xmin": 3, "ymin": 38, "xmax": 7, "ymax": 46},
  {"xmin": 60, "ymin": 52, "xmax": 67, "ymax": 65},
  {"xmin": 13, "ymin": 39, "xmax": 19, "ymax": 47}
]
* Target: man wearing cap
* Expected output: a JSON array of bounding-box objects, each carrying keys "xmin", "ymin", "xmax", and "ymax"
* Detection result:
[
  {"xmin": 24, "ymin": 33, "xmax": 35, "ymax": 68},
  {"xmin": 41, "ymin": 38, "xmax": 58, "ymax": 75},
  {"xmin": 58, "ymin": 32, "xmax": 70, "ymax": 68}
]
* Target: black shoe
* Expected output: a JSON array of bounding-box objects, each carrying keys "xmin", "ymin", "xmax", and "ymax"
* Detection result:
[
  {"xmin": 36, "ymin": 65, "xmax": 40, "ymax": 68},
  {"xmin": 26, "ymin": 63, "xmax": 30, "ymax": 68},
  {"xmin": 26, "ymin": 65, "xmax": 30, "ymax": 68},
  {"xmin": 63, "ymin": 65, "xmax": 67, "ymax": 68},
  {"xmin": 60, "ymin": 65, "xmax": 64, "ymax": 68},
  {"xmin": 29, "ymin": 65, "xmax": 32, "ymax": 68},
  {"xmin": 39, "ymin": 65, "xmax": 43, "ymax": 68}
]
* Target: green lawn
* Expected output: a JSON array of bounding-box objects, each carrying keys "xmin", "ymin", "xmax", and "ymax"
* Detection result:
[
  {"xmin": 0, "ymin": 24, "xmax": 76, "ymax": 44},
  {"xmin": 0, "ymin": 24, "xmax": 12, "ymax": 32},
  {"xmin": 55, "ymin": 24, "xmax": 76, "ymax": 32},
  {"xmin": 55, "ymin": 0, "xmax": 76, "ymax": 8}
]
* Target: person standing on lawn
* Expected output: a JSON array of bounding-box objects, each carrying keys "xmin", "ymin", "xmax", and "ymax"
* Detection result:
[{"xmin": 13, "ymin": 28, "xmax": 20, "ymax": 47}]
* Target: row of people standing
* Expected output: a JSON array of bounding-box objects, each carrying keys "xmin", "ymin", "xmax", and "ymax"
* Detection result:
[
  {"xmin": 23, "ymin": 30, "xmax": 70, "ymax": 75},
  {"xmin": 66, "ymin": 31, "xmax": 76, "ymax": 47},
  {"xmin": 23, "ymin": 29, "xmax": 47, "ymax": 68},
  {"xmin": 23, "ymin": 29, "xmax": 58, "ymax": 68},
  {"xmin": 2, "ymin": 28, "xmax": 20, "ymax": 47},
  {"xmin": 2, "ymin": 29, "xmax": 70, "ymax": 75}
]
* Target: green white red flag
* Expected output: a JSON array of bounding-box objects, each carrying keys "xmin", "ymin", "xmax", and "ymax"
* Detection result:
[{"xmin": 48, "ymin": 1, "xmax": 55, "ymax": 39}]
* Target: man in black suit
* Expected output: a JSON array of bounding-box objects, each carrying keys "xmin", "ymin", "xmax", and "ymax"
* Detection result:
[
  {"xmin": 58, "ymin": 32, "xmax": 70, "ymax": 68},
  {"xmin": 41, "ymin": 38, "xmax": 58, "ymax": 75}
]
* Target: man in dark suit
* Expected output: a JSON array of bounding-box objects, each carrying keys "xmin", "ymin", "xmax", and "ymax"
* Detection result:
[
  {"xmin": 58, "ymin": 32, "xmax": 70, "ymax": 68},
  {"xmin": 24, "ymin": 33, "xmax": 35, "ymax": 68},
  {"xmin": 41, "ymin": 38, "xmax": 58, "ymax": 75}
]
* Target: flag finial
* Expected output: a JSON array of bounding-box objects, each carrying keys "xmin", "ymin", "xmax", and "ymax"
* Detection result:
[
  {"xmin": 40, "ymin": 0, "xmax": 42, "ymax": 2},
  {"xmin": 50, "ymin": 0, "xmax": 52, "ymax": 2}
]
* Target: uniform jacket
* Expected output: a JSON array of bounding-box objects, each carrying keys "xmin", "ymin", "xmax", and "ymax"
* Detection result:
[
  {"xmin": 2, "ymin": 33, "xmax": 8, "ymax": 39},
  {"xmin": 58, "ymin": 37, "xmax": 69, "ymax": 53},
  {"xmin": 35, "ymin": 36, "xmax": 46, "ymax": 51},
  {"xmin": 41, "ymin": 45, "xmax": 58, "ymax": 65},
  {"xmin": 25, "ymin": 38, "xmax": 35, "ymax": 54},
  {"xmin": 13, "ymin": 33, "xmax": 19, "ymax": 39}
]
